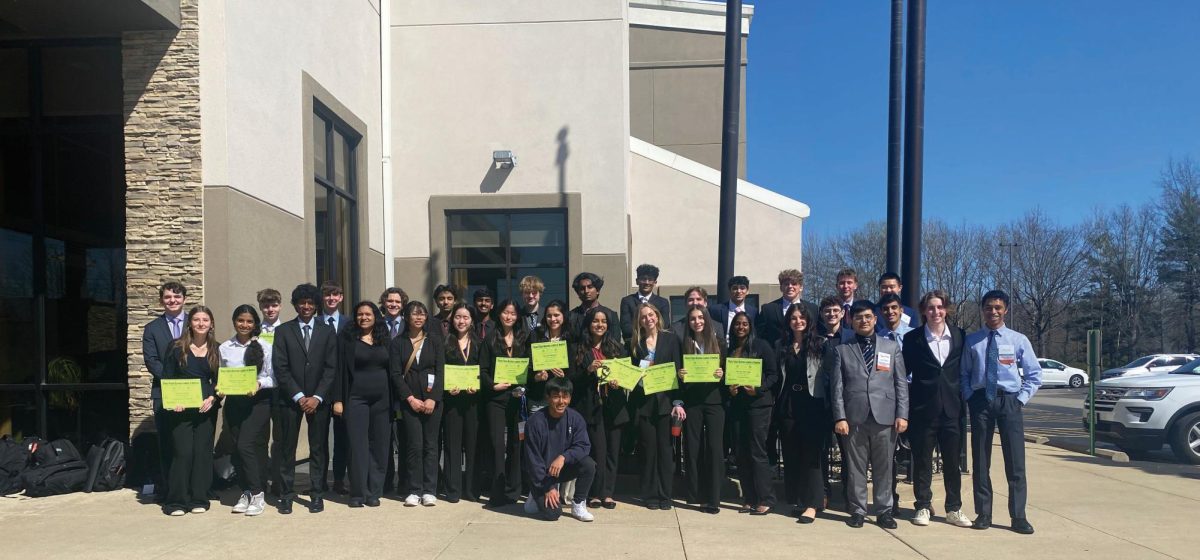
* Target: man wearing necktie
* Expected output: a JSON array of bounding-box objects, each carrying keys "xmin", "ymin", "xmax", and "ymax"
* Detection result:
[
  {"xmin": 835, "ymin": 268, "xmax": 873, "ymax": 330},
  {"xmin": 319, "ymin": 281, "xmax": 350, "ymax": 494},
  {"xmin": 960, "ymin": 290, "xmax": 1041, "ymax": 535},
  {"xmin": 619, "ymin": 264, "xmax": 671, "ymax": 340},
  {"xmin": 519, "ymin": 275, "xmax": 544, "ymax": 335},
  {"xmin": 141, "ymin": 281, "xmax": 188, "ymax": 501}
]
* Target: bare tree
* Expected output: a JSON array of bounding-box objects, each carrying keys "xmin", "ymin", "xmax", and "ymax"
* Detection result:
[
  {"xmin": 1158, "ymin": 157, "xmax": 1200, "ymax": 353},
  {"xmin": 1084, "ymin": 203, "xmax": 1161, "ymax": 364},
  {"xmin": 999, "ymin": 210, "xmax": 1088, "ymax": 356},
  {"xmin": 922, "ymin": 219, "xmax": 991, "ymax": 331}
]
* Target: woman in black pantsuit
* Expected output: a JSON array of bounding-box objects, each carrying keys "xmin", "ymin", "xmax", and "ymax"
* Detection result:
[
  {"xmin": 161, "ymin": 305, "xmax": 220, "ymax": 516},
  {"xmin": 628, "ymin": 303, "xmax": 683, "ymax": 510},
  {"xmin": 441, "ymin": 302, "xmax": 482, "ymax": 503},
  {"xmin": 332, "ymin": 301, "xmax": 393, "ymax": 508},
  {"xmin": 479, "ymin": 299, "xmax": 529, "ymax": 507},
  {"xmin": 775, "ymin": 304, "xmax": 829, "ymax": 523},
  {"xmin": 727, "ymin": 311, "xmax": 781, "ymax": 516},
  {"xmin": 391, "ymin": 301, "xmax": 444, "ymax": 507},
  {"xmin": 571, "ymin": 306, "xmax": 628, "ymax": 509},
  {"xmin": 676, "ymin": 305, "xmax": 727, "ymax": 514}
]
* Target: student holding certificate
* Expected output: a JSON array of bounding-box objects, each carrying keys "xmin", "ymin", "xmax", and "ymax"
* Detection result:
[
  {"xmin": 727, "ymin": 311, "xmax": 780, "ymax": 516},
  {"xmin": 391, "ymin": 301, "xmax": 445, "ymax": 507},
  {"xmin": 677, "ymin": 305, "xmax": 726, "ymax": 514},
  {"xmin": 528, "ymin": 300, "xmax": 572, "ymax": 408},
  {"xmin": 774, "ymin": 304, "xmax": 828, "ymax": 524},
  {"xmin": 441, "ymin": 303, "xmax": 482, "ymax": 503},
  {"xmin": 331, "ymin": 302, "xmax": 393, "ymax": 508},
  {"xmin": 161, "ymin": 306, "xmax": 220, "ymax": 516},
  {"xmin": 628, "ymin": 303, "xmax": 683, "ymax": 510},
  {"xmin": 218, "ymin": 305, "xmax": 275, "ymax": 516},
  {"xmin": 571, "ymin": 306, "xmax": 628, "ymax": 510},
  {"xmin": 479, "ymin": 299, "xmax": 530, "ymax": 508}
]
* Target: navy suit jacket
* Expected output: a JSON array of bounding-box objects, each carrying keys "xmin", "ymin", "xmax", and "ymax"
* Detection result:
[
  {"xmin": 709, "ymin": 301, "xmax": 758, "ymax": 335},
  {"xmin": 620, "ymin": 293, "xmax": 671, "ymax": 340},
  {"xmin": 141, "ymin": 314, "xmax": 180, "ymax": 399},
  {"xmin": 756, "ymin": 298, "xmax": 818, "ymax": 346}
]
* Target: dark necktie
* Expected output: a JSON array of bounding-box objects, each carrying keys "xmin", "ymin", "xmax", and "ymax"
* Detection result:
[
  {"xmin": 860, "ymin": 336, "xmax": 875, "ymax": 373},
  {"xmin": 327, "ymin": 316, "xmax": 336, "ymax": 333},
  {"xmin": 303, "ymin": 324, "xmax": 312, "ymax": 351},
  {"xmin": 985, "ymin": 330, "xmax": 1000, "ymax": 401},
  {"xmin": 389, "ymin": 320, "xmax": 399, "ymax": 338}
]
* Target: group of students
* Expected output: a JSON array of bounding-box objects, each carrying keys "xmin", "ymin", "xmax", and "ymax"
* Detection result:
[{"xmin": 142, "ymin": 264, "xmax": 1042, "ymax": 534}]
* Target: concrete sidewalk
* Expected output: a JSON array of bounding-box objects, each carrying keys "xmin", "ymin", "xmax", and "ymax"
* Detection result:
[{"xmin": 3, "ymin": 441, "xmax": 1196, "ymax": 560}]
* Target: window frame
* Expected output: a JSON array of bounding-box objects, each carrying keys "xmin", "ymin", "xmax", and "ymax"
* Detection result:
[
  {"xmin": 445, "ymin": 208, "xmax": 569, "ymax": 303},
  {"xmin": 311, "ymin": 101, "xmax": 361, "ymax": 304}
]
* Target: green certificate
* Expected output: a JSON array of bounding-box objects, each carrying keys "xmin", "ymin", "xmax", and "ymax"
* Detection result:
[
  {"xmin": 531, "ymin": 341, "xmax": 570, "ymax": 371},
  {"xmin": 682, "ymin": 354, "xmax": 722, "ymax": 383},
  {"xmin": 445, "ymin": 365, "xmax": 480, "ymax": 392},
  {"xmin": 493, "ymin": 357, "xmax": 530, "ymax": 385},
  {"xmin": 602, "ymin": 359, "xmax": 643, "ymax": 391},
  {"xmin": 259, "ymin": 332, "xmax": 275, "ymax": 346},
  {"xmin": 724, "ymin": 358, "xmax": 763, "ymax": 387},
  {"xmin": 642, "ymin": 363, "xmax": 679, "ymax": 395},
  {"xmin": 217, "ymin": 366, "xmax": 258, "ymax": 395},
  {"xmin": 161, "ymin": 378, "xmax": 203, "ymax": 409}
]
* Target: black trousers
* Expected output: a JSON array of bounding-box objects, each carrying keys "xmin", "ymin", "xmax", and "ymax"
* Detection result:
[
  {"xmin": 403, "ymin": 406, "xmax": 443, "ymax": 496},
  {"xmin": 587, "ymin": 418, "xmax": 625, "ymax": 500},
  {"xmin": 164, "ymin": 409, "xmax": 215, "ymax": 511},
  {"xmin": 969, "ymin": 391, "xmax": 1027, "ymax": 519},
  {"xmin": 273, "ymin": 400, "xmax": 331, "ymax": 499},
  {"xmin": 441, "ymin": 395, "xmax": 480, "ymax": 501},
  {"xmin": 485, "ymin": 398, "xmax": 524, "ymax": 502},
  {"xmin": 345, "ymin": 389, "xmax": 391, "ymax": 501},
  {"xmin": 152, "ymin": 397, "xmax": 172, "ymax": 496},
  {"xmin": 909, "ymin": 414, "xmax": 963, "ymax": 512},
  {"xmin": 223, "ymin": 393, "xmax": 272, "ymax": 494},
  {"xmin": 532, "ymin": 456, "xmax": 596, "ymax": 520},
  {"xmin": 332, "ymin": 415, "xmax": 348, "ymax": 484},
  {"xmin": 637, "ymin": 414, "xmax": 674, "ymax": 502},
  {"xmin": 780, "ymin": 395, "xmax": 828, "ymax": 510},
  {"xmin": 735, "ymin": 405, "xmax": 775, "ymax": 507},
  {"xmin": 384, "ymin": 413, "xmax": 407, "ymax": 494},
  {"xmin": 683, "ymin": 403, "xmax": 725, "ymax": 507}
]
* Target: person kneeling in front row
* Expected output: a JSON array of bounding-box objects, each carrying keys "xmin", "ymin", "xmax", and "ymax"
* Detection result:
[{"xmin": 523, "ymin": 376, "xmax": 596, "ymax": 522}]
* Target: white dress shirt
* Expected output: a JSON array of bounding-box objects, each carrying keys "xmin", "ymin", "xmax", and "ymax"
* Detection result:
[
  {"xmin": 924, "ymin": 324, "xmax": 952, "ymax": 366},
  {"xmin": 219, "ymin": 336, "xmax": 276, "ymax": 389}
]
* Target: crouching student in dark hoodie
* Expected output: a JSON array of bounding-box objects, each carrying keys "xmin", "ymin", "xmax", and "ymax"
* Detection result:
[{"xmin": 522, "ymin": 376, "xmax": 596, "ymax": 522}]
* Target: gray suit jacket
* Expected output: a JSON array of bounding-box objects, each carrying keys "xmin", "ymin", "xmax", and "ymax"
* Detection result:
[{"xmin": 827, "ymin": 334, "xmax": 908, "ymax": 426}]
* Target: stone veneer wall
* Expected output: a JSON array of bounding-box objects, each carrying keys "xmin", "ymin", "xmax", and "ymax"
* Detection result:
[{"xmin": 122, "ymin": 0, "xmax": 203, "ymax": 438}]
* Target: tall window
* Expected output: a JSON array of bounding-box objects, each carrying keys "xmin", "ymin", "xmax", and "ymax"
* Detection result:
[
  {"xmin": 447, "ymin": 211, "xmax": 568, "ymax": 304},
  {"xmin": 312, "ymin": 103, "xmax": 359, "ymax": 304}
]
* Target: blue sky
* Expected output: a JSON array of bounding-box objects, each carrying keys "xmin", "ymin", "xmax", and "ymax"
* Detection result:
[{"xmin": 745, "ymin": 1, "xmax": 1200, "ymax": 237}]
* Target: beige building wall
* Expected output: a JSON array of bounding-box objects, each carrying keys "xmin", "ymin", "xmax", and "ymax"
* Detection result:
[
  {"xmin": 389, "ymin": 0, "xmax": 631, "ymax": 308},
  {"xmin": 630, "ymin": 0, "xmax": 751, "ymax": 177}
]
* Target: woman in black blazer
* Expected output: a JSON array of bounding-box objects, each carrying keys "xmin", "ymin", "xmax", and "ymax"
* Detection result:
[
  {"xmin": 774, "ymin": 304, "xmax": 829, "ymax": 523},
  {"xmin": 628, "ymin": 302, "xmax": 683, "ymax": 510},
  {"xmin": 390, "ymin": 301, "xmax": 445, "ymax": 507},
  {"xmin": 331, "ymin": 301, "xmax": 392, "ymax": 508},
  {"xmin": 527, "ymin": 299, "xmax": 572, "ymax": 409},
  {"xmin": 441, "ymin": 302, "xmax": 482, "ymax": 503},
  {"xmin": 676, "ymin": 304, "xmax": 727, "ymax": 514},
  {"xmin": 727, "ymin": 311, "xmax": 780, "ymax": 515},
  {"xmin": 571, "ymin": 305, "xmax": 628, "ymax": 509},
  {"xmin": 161, "ymin": 305, "xmax": 220, "ymax": 516},
  {"xmin": 479, "ymin": 299, "xmax": 529, "ymax": 507}
]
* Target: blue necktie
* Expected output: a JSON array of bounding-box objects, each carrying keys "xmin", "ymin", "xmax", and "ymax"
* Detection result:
[{"xmin": 985, "ymin": 330, "xmax": 999, "ymax": 401}]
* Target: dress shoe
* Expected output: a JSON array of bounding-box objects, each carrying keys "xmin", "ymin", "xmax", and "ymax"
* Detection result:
[
  {"xmin": 485, "ymin": 497, "xmax": 514, "ymax": 509},
  {"xmin": 444, "ymin": 496, "xmax": 461, "ymax": 504},
  {"xmin": 278, "ymin": 499, "xmax": 293, "ymax": 515},
  {"xmin": 365, "ymin": 497, "xmax": 381, "ymax": 507},
  {"xmin": 796, "ymin": 514, "xmax": 815, "ymax": 524},
  {"xmin": 1011, "ymin": 518, "xmax": 1035, "ymax": 535},
  {"xmin": 309, "ymin": 497, "xmax": 325, "ymax": 513},
  {"xmin": 704, "ymin": 505, "xmax": 720, "ymax": 514},
  {"xmin": 348, "ymin": 498, "xmax": 364, "ymax": 508},
  {"xmin": 846, "ymin": 513, "xmax": 866, "ymax": 528},
  {"xmin": 659, "ymin": 500, "xmax": 673, "ymax": 510},
  {"xmin": 972, "ymin": 514, "xmax": 991, "ymax": 530},
  {"xmin": 602, "ymin": 500, "xmax": 617, "ymax": 510},
  {"xmin": 877, "ymin": 513, "xmax": 898, "ymax": 529},
  {"xmin": 646, "ymin": 501, "xmax": 660, "ymax": 510}
]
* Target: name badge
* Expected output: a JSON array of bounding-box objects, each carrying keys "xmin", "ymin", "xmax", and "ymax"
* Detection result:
[
  {"xmin": 427, "ymin": 374, "xmax": 436, "ymax": 390},
  {"xmin": 876, "ymin": 353, "xmax": 892, "ymax": 372},
  {"xmin": 998, "ymin": 344, "xmax": 1016, "ymax": 366}
]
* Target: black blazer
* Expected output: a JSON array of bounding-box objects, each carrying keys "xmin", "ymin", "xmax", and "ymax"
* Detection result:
[
  {"xmin": 479, "ymin": 328, "xmax": 530, "ymax": 404},
  {"xmin": 628, "ymin": 330, "xmax": 683, "ymax": 418},
  {"xmin": 272, "ymin": 319, "xmax": 338, "ymax": 404},
  {"xmin": 678, "ymin": 341, "xmax": 726, "ymax": 407},
  {"xmin": 756, "ymin": 299, "xmax": 819, "ymax": 346},
  {"xmin": 727, "ymin": 338, "xmax": 780, "ymax": 409},
  {"xmin": 569, "ymin": 341, "xmax": 629, "ymax": 425},
  {"xmin": 141, "ymin": 314, "xmax": 178, "ymax": 399},
  {"xmin": 620, "ymin": 293, "xmax": 672, "ymax": 340},
  {"xmin": 901, "ymin": 325, "xmax": 966, "ymax": 423},
  {"xmin": 709, "ymin": 301, "xmax": 758, "ymax": 335},
  {"xmin": 567, "ymin": 303, "xmax": 621, "ymax": 343},
  {"xmin": 330, "ymin": 335, "xmax": 394, "ymax": 404},
  {"xmin": 528, "ymin": 328, "xmax": 573, "ymax": 403},
  {"xmin": 671, "ymin": 316, "xmax": 726, "ymax": 344},
  {"xmin": 839, "ymin": 298, "xmax": 875, "ymax": 328},
  {"xmin": 389, "ymin": 333, "xmax": 445, "ymax": 404},
  {"xmin": 444, "ymin": 334, "xmax": 483, "ymax": 395}
]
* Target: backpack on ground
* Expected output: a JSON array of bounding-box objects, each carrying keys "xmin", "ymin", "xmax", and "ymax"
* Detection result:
[
  {"xmin": 22, "ymin": 438, "xmax": 88, "ymax": 497},
  {"xmin": 0, "ymin": 436, "xmax": 31, "ymax": 495},
  {"xmin": 84, "ymin": 438, "xmax": 127, "ymax": 492}
]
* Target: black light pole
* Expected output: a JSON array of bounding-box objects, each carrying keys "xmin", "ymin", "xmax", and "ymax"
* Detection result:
[
  {"xmin": 885, "ymin": 0, "xmax": 904, "ymax": 276},
  {"xmin": 900, "ymin": 0, "xmax": 926, "ymax": 312},
  {"xmin": 716, "ymin": 0, "xmax": 742, "ymax": 302}
]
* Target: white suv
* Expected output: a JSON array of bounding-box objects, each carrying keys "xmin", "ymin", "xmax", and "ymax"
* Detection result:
[
  {"xmin": 1099, "ymin": 354, "xmax": 1198, "ymax": 381},
  {"xmin": 1084, "ymin": 357, "xmax": 1200, "ymax": 464}
]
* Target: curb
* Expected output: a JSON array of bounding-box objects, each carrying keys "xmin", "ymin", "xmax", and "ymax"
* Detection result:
[{"xmin": 1025, "ymin": 434, "xmax": 1130, "ymax": 463}]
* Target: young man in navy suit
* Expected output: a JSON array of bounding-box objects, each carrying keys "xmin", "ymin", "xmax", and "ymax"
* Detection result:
[
  {"xmin": 319, "ymin": 281, "xmax": 351, "ymax": 495},
  {"xmin": 835, "ymin": 268, "xmax": 874, "ymax": 329},
  {"xmin": 876, "ymin": 272, "xmax": 919, "ymax": 329},
  {"xmin": 620, "ymin": 264, "xmax": 671, "ymax": 340},
  {"xmin": 141, "ymin": 281, "xmax": 188, "ymax": 499},
  {"xmin": 756, "ymin": 269, "xmax": 817, "ymax": 346},
  {"xmin": 709, "ymin": 275, "xmax": 756, "ymax": 340}
]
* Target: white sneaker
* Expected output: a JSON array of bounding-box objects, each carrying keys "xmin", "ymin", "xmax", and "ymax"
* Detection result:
[
  {"xmin": 168, "ymin": 509, "xmax": 186, "ymax": 517},
  {"xmin": 912, "ymin": 508, "xmax": 930, "ymax": 526},
  {"xmin": 232, "ymin": 491, "xmax": 251, "ymax": 514},
  {"xmin": 571, "ymin": 500, "xmax": 594, "ymax": 522},
  {"xmin": 421, "ymin": 493, "xmax": 437, "ymax": 506},
  {"xmin": 946, "ymin": 510, "xmax": 973, "ymax": 527},
  {"xmin": 190, "ymin": 506, "xmax": 208, "ymax": 514},
  {"xmin": 524, "ymin": 494, "xmax": 539, "ymax": 514},
  {"xmin": 245, "ymin": 493, "xmax": 265, "ymax": 516},
  {"xmin": 404, "ymin": 494, "xmax": 421, "ymax": 507}
]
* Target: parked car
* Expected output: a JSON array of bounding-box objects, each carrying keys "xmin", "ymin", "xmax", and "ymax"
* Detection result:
[
  {"xmin": 1084, "ymin": 357, "xmax": 1200, "ymax": 464},
  {"xmin": 1037, "ymin": 359, "xmax": 1089, "ymax": 388},
  {"xmin": 1099, "ymin": 354, "xmax": 1199, "ymax": 381}
]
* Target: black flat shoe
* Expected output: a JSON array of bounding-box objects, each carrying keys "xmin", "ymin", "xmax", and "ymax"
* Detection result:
[
  {"xmin": 646, "ymin": 501, "xmax": 660, "ymax": 510},
  {"xmin": 602, "ymin": 499, "xmax": 617, "ymax": 510},
  {"xmin": 704, "ymin": 506, "xmax": 720, "ymax": 514},
  {"xmin": 877, "ymin": 513, "xmax": 897, "ymax": 529},
  {"xmin": 750, "ymin": 505, "xmax": 770, "ymax": 516},
  {"xmin": 365, "ymin": 497, "xmax": 381, "ymax": 507},
  {"xmin": 738, "ymin": 504, "xmax": 753, "ymax": 514},
  {"xmin": 278, "ymin": 499, "xmax": 293, "ymax": 515},
  {"xmin": 309, "ymin": 497, "xmax": 324, "ymax": 513},
  {"xmin": 797, "ymin": 514, "xmax": 815, "ymax": 524},
  {"xmin": 1011, "ymin": 518, "xmax": 1035, "ymax": 535},
  {"xmin": 660, "ymin": 500, "xmax": 673, "ymax": 510},
  {"xmin": 348, "ymin": 498, "xmax": 364, "ymax": 508},
  {"xmin": 847, "ymin": 513, "xmax": 865, "ymax": 528},
  {"xmin": 444, "ymin": 497, "xmax": 460, "ymax": 504},
  {"xmin": 972, "ymin": 514, "xmax": 992, "ymax": 530}
]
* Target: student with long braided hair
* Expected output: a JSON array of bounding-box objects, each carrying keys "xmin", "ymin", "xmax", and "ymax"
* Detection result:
[{"xmin": 219, "ymin": 305, "xmax": 275, "ymax": 516}]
